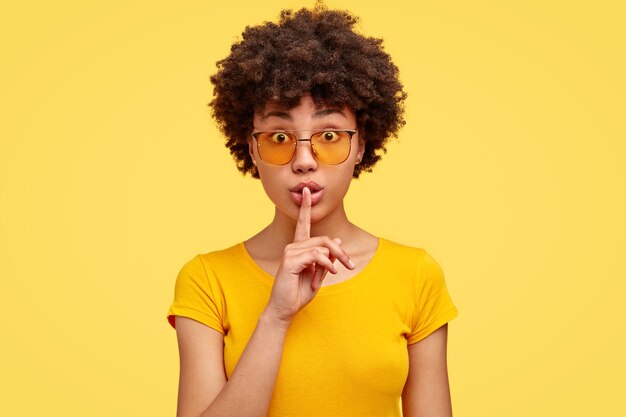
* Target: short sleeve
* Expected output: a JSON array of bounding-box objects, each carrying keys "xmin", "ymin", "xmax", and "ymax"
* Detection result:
[
  {"xmin": 407, "ymin": 250, "xmax": 459, "ymax": 345},
  {"xmin": 166, "ymin": 255, "xmax": 225, "ymax": 334}
]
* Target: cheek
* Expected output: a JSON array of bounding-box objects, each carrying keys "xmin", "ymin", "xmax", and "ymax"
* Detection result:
[
  {"xmin": 334, "ymin": 177, "xmax": 353, "ymax": 201},
  {"xmin": 257, "ymin": 169, "xmax": 287, "ymax": 203},
  {"xmin": 336, "ymin": 165, "xmax": 357, "ymax": 188},
  {"xmin": 258, "ymin": 174, "xmax": 277, "ymax": 197},
  {"xmin": 320, "ymin": 167, "xmax": 355, "ymax": 204}
]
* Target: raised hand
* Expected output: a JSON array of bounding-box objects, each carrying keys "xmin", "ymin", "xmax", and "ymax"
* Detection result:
[{"xmin": 264, "ymin": 187, "xmax": 355, "ymax": 325}]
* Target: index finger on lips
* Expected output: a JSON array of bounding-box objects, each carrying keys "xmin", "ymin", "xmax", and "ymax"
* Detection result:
[{"xmin": 293, "ymin": 187, "xmax": 311, "ymax": 242}]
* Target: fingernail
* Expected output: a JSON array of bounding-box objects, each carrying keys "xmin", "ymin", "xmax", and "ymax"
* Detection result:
[{"xmin": 348, "ymin": 259, "xmax": 355, "ymax": 268}]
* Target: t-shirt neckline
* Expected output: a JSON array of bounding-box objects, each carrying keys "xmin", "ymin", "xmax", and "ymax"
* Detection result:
[{"xmin": 238, "ymin": 237, "xmax": 384, "ymax": 296}]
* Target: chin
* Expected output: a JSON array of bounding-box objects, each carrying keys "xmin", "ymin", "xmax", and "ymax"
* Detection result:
[{"xmin": 275, "ymin": 200, "xmax": 324, "ymax": 223}]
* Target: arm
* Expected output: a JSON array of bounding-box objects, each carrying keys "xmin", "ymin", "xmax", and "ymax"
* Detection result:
[
  {"xmin": 402, "ymin": 324, "xmax": 453, "ymax": 417},
  {"xmin": 175, "ymin": 311, "xmax": 290, "ymax": 417},
  {"xmin": 174, "ymin": 189, "xmax": 352, "ymax": 417}
]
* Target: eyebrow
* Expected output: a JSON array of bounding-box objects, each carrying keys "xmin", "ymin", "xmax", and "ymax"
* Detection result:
[{"xmin": 260, "ymin": 108, "xmax": 346, "ymax": 121}]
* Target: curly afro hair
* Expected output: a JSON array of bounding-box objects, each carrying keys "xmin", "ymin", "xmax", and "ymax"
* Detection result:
[{"xmin": 208, "ymin": 3, "xmax": 407, "ymax": 178}]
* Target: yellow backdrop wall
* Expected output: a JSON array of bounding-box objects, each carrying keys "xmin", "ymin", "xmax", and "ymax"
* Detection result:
[{"xmin": 1, "ymin": 1, "xmax": 624, "ymax": 415}]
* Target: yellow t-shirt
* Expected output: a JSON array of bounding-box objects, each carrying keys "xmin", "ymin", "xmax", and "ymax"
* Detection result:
[{"xmin": 166, "ymin": 237, "xmax": 459, "ymax": 416}]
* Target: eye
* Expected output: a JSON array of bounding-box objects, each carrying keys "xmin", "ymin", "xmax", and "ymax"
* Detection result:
[
  {"xmin": 320, "ymin": 131, "xmax": 340, "ymax": 142},
  {"xmin": 270, "ymin": 132, "xmax": 290, "ymax": 143}
]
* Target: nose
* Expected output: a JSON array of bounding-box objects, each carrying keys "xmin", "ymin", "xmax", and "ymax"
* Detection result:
[{"xmin": 291, "ymin": 139, "xmax": 318, "ymax": 173}]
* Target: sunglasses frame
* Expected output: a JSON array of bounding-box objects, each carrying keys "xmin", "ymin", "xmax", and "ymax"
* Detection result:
[{"xmin": 250, "ymin": 129, "xmax": 358, "ymax": 166}]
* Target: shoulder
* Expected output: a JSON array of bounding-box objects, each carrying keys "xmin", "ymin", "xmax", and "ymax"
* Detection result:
[
  {"xmin": 200, "ymin": 241, "xmax": 244, "ymax": 263},
  {"xmin": 181, "ymin": 241, "xmax": 244, "ymax": 269},
  {"xmin": 175, "ymin": 242, "xmax": 245, "ymax": 282},
  {"xmin": 377, "ymin": 237, "xmax": 446, "ymax": 283},
  {"xmin": 378, "ymin": 237, "xmax": 429, "ymax": 264}
]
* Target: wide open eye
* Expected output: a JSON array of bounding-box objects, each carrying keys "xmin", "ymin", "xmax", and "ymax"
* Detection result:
[
  {"xmin": 269, "ymin": 132, "xmax": 291, "ymax": 143},
  {"xmin": 319, "ymin": 131, "xmax": 340, "ymax": 143}
]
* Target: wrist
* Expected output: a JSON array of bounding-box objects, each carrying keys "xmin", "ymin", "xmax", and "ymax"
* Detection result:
[{"xmin": 260, "ymin": 308, "xmax": 292, "ymax": 331}]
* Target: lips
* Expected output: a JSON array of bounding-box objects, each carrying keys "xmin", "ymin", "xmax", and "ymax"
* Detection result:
[
  {"xmin": 289, "ymin": 181, "xmax": 323, "ymax": 193},
  {"xmin": 289, "ymin": 181, "xmax": 324, "ymax": 206}
]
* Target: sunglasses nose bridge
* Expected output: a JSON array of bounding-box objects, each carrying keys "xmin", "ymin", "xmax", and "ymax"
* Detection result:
[
  {"xmin": 290, "ymin": 137, "xmax": 319, "ymax": 171},
  {"xmin": 293, "ymin": 137, "xmax": 317, "ymax": 157}
]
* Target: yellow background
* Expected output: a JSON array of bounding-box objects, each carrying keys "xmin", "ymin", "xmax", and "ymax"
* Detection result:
[{"xmin": 1, "ymin": 1, "xmax": 624, "ymax": 415}]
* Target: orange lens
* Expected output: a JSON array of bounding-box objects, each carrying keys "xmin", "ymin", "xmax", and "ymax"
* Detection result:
[
  {"xmin": 257, "ymin": 132, "xmax": 297, "ymax": 165},
  {"xmin": 311, "ymin": 131, "xmax": 352, "ymax": 164}
]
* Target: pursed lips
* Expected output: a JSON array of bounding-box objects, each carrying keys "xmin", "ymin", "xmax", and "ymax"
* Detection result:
[
  {"xmin": 289, "ymin": 181, "xmax": 324, "ymax": 206},
  {"xmin": 289, "ymin": 181, "xmax": 323, "ymax": 193}
]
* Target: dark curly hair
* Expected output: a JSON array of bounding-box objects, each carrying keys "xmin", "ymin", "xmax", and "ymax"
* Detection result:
[{"xmin": 208, "ymin": 3, "xmax": 407, "ymax": 178}]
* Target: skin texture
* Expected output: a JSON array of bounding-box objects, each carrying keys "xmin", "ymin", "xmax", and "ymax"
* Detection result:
[
  {"xmin": 174, "ymin": 95, "xmax": 453, "ymax": 417},
  {"xmin": 403, "ymin": 324, "xmax": 454, "ymax": 417}
]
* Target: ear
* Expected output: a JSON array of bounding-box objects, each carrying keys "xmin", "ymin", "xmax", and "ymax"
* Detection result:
[
  {"xmin": 356, "ymin": 136, "xmax": 366, "ymax": 164},
  {"xmin": 248, "ymin": 137, "xmax": 257, "ymax": 166}
]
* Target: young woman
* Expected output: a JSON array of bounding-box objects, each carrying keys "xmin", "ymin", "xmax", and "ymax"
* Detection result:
[{"xmin": 166, "ymin": 5, "xmax": 459, "ymax": 417}]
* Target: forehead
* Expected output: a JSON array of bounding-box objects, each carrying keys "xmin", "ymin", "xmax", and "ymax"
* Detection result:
[{"xmin": 256, "ymin": 96, "xmax": 353, "ymax": 121}]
